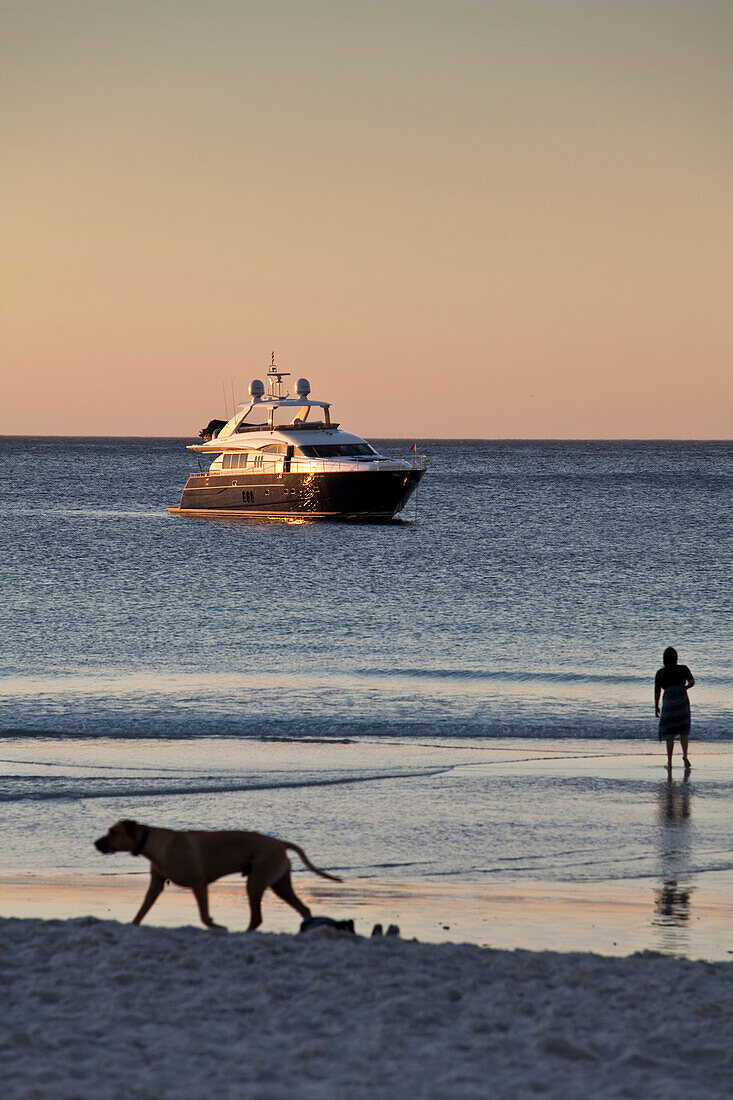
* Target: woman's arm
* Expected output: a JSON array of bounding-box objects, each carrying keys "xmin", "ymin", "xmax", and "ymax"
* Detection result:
[
  {"xmin": 654, "ymin": 670, "xmax": 662, "ymax": 716},
  {"xmin": 684, "ymin": 666, "xmax": 695, "ymax": 689}
]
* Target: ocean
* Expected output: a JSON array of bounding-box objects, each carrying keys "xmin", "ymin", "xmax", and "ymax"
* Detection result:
[
  {"xmin": 2, "ymin": 438, "xmax": 730, "ymax": 741},
  {"xmin": 1, "ymin": 438, "xmax": 731, "ymax": 927}
]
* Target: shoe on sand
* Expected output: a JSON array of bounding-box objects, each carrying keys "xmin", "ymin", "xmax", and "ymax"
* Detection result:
[{"xmin": 300, "ymin": 916, "xmax": 355, "ymax": 935}]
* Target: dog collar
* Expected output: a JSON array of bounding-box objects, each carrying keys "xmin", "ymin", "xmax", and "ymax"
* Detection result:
[{"xmin": 132, "ymin": 825, "xmax": 150, "ymax": 857}]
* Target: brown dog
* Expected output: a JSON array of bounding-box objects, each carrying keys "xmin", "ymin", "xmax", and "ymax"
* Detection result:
[{"xmin": 94, "ymin": 819, "xmax": 342, "ymax": 931}]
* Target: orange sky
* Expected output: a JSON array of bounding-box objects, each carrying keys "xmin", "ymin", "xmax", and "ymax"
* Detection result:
[{"xmin": 1, "ymin": 1, "xmax": 731, "ymax": 438}]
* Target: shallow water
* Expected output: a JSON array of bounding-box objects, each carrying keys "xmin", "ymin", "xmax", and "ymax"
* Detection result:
[{"xmin": 1, "ymin": 735, "xmax": 731, "ymax": 882}]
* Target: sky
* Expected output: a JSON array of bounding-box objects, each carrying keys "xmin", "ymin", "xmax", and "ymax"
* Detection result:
[{"xmin": 1, "ymin": 0, "xmax": 731, "ymax": 438}]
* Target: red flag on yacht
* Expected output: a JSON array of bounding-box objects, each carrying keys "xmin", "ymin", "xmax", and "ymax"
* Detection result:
[{"xmin": 411, "ymin": 443, "xmax": 418, "ymax": 452}]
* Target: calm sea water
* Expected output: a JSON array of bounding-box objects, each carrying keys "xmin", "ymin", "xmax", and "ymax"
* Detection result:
[
  {"xmin": 1, "ymin": 438, "xmax": 730, "ymax": 742},
  {"xmin": 1, "ymin": 439, "xmax": 731, "ymax": 908}
]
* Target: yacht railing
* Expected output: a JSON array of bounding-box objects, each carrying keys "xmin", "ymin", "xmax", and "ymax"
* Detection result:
[
  {"xmin": 206, "ymin": 454, "xmax": 427, "ymax": 476},
  {"xmin": 289, "ymin": 455, "xmax": 428, "ymax": 474}
]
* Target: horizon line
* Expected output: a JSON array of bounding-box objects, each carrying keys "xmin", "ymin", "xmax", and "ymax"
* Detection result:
[{"xmin": 0, "ymin": 435, "xmax": 730, "ymax": 444}]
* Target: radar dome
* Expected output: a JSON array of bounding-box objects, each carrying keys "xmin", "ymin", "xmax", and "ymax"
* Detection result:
[
  {"xmin": 249, "ymin": 379, "xmax": 265, "ymax": 399},
  {"xmin": 296, "ymin": 378, "xmax": 311, "ymax": 398}
]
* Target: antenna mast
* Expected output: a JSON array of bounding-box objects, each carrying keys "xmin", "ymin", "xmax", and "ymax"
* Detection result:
[{"xmin": 267, "ymin": 350, "xmax": 290, "ymax": 398}]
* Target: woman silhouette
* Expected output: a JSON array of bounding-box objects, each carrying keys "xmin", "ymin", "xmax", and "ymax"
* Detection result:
[{"xmin": 655, "ymin": 647, "xmax": 695, "ymax": 773}]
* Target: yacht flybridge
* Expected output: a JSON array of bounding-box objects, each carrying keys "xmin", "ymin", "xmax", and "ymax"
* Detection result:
[{"xmin": 169, "ymin": 359, "xmax": 427, "ymax": 520}]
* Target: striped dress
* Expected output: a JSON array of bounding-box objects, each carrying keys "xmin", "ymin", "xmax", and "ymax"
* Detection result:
[{"xmin": 658, "ymin": 684, "xmax": 691, "ymax": 742}]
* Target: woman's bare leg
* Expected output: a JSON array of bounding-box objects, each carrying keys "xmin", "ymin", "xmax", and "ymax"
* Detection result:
[
  {"xmin": 680, "ymin": 734, "xmax": 691, "ymax": 769},
  {"xmin": 666, "ymin": 736, "xmax": 675, "ymax": 772}
]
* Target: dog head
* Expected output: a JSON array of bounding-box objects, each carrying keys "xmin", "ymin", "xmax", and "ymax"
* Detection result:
[{"xmin": 94, "ymin": 819, "xmax": 143, "ymax": 855}]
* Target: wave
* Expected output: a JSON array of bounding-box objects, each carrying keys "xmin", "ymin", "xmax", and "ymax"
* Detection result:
[
  {"xmin": 361, "ymin": 667, "xmax": 733, "ymax": 687},
  {"xmin": 3, "ymin": 667, "xmax": 731, "ymax": 691},
  {"xmin": 0, "ymin": 766, "xmax": 448, "ymax": 804},
  {"xmin": 0, "ymin": 726, "xmax": 653, "ymax": 742},
  {"xmin": 0, "ymin": 729, "xmax": 361, "ymax": 744},
  {"xmin": 0, "ymin": 707, "xmax": 731, "ymax": 743}
]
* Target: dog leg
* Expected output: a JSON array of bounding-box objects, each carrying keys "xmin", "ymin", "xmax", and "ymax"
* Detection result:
[
  {"xmin": 270, "ymin": 870, "xmax": 311, "ymax": 921},
  {"xmin": 132, "ymin": 871, "xmax": 166, "ymax": 926},
  {"xmin": 245, "ymin": 871, "xmax": 268, "ymax": 931},
  {"xmin": 192, "ymin": 880, "xmax": 227, "ymax": 931}
]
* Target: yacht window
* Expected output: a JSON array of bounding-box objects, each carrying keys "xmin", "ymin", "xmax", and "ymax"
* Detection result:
[
  {"xmin": 299, "ymin": 443, "xmax": 375, "ymax": 458},
  {"xmin": 260, "ymin": 443, "xmax": 288, "ymax": 455},
  {"xmin": 223, "ymin": 454, "xmax": 250, "ymax": 468}
]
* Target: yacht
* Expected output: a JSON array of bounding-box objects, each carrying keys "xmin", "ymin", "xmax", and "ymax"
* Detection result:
[{"xmin": 169, "ymin": 359, "xmax": 426, "ymax": 520}]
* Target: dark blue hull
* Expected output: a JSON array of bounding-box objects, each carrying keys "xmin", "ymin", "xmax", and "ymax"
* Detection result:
[{"xmin": 169, "ymin": 468, "xmax": 424, "ymax": 520}]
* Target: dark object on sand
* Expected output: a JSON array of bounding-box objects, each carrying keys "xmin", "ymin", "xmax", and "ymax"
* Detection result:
[
  {"xmin": 300, "ymin": 916, "xmax": 355, "ymax": 934},
  {"xmin": 94, "ymin": 818, "xmax": 341, "ymax": 932},
  {"xmin": 371, "ymin": 922, "xmax": 400, "ymax": 937}
]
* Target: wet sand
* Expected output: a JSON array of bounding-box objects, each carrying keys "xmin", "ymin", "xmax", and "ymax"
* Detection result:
[{"xmin": 2, "ymin": 868, "xmax": 732, "ymax": 960}]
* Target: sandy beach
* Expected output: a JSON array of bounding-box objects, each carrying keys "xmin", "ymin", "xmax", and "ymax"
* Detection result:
[
  {"xmin": 2, "ymin": 737, "xmax": 732, "ymax": 1096},
  {"xmin": 2, "ymin": 915, "xmax": 731, "ymax": 1099},
  {"xmin": 3, "ymin": 793, "xmax": 732, "ymax": 1096},
  {"xmin": 4, "ymin": 730, "xmax": 733, "ymax": 1100}
]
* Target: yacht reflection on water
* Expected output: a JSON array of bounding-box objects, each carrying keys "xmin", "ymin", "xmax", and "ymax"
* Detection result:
[{"xmin": 652, "ymin": 779, "xmax": 694, "ymax": 954}]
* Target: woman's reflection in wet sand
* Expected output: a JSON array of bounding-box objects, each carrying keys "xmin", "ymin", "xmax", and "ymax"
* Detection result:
[{"xmin": 652, "ymin": 778, "xmax": 693, "ymax": 954}]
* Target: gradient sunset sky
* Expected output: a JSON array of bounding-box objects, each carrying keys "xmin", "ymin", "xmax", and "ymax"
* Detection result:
[{"xmin": 1, "ymin": 1, "xmax": 731, "ymax": 437}]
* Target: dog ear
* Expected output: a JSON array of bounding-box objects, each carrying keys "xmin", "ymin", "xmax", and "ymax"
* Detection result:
[{"xmin": 120, "ymin": 819, "xmax": 139, "ymax": 835}]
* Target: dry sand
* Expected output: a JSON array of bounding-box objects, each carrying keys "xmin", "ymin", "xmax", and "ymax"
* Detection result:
[{"xmin": 2, "ymin": 914, "xmax": 731, "ymax": 1099}]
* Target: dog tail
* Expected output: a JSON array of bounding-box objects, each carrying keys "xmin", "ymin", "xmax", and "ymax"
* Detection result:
[{"xmin": 286, "ymin": 843, "xmax": 343, "ymax": 882}]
